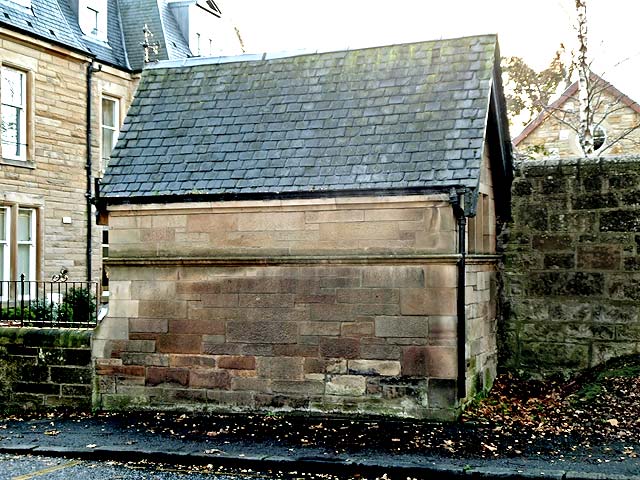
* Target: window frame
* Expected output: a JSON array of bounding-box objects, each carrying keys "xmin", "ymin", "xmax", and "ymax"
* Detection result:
[
  {"xmin": 1, "ymin": 66, "xmax": 27, "ymax": 161},
  {"xmin": 0, "ymin": 207, "xmax": 10, "ymax": 283},
  {"xmin": 101, "ymin": 95, "xmax": 120, "ymax": 173},
  {"xmin": 0, "ymin": 62, "xmax": 34, "ymax": 166},
  {"xmin": 17, "ymin": 207, "xmax": 36, "ymax": 283}
]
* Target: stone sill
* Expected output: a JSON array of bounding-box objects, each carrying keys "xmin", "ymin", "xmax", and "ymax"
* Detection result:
[{"xmin": 0, "ymin": 157, "xmax": 35, "ymax": 169}]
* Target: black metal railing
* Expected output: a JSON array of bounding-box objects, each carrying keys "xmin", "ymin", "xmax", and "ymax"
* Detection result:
[{"xmin": 0, "ymin": 272, "xmax": 99, "ymax": 328}]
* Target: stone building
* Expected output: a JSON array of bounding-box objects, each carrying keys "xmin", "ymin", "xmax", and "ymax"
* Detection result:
[
  {"xmin": 0, "ymin": 0, "xmax": 236, "ymax": 289},
  {"xmin": 513, "ymin": 73, "xmax": 640, "ymax": 158},
  {"xmin": 96, "ymin": 34, "xmax": 513, "ymax": 419}
]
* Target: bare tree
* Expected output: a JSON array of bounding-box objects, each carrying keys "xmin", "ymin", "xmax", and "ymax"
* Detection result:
[{"xmin": 504, "ymin": 0, "xmax": 640, "ymax": 158}]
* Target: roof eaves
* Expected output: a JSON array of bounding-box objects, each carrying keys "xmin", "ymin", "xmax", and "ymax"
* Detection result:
[{"xmin": 102, "ymin": 185, "xmax": 459, "ymax": 206}]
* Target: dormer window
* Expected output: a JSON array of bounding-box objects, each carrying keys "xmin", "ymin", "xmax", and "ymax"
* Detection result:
[{"xmin": 78, "ymin": 0, "xmax": 108, "ymax": 42}]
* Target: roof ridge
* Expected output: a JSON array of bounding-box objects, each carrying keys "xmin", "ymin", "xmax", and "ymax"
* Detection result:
[{"xmin": 146, "ymin": 33, "xmax": 498, "ymax": 70}]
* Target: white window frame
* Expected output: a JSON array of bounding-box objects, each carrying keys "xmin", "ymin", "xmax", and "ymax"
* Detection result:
[
  {"xmin": 1, "ymin": 66, "xmax": 28, "ymax": 161},
  {"xmin": 101, "ymin": 95, "xmax": 120, "ymax": 171},
  {"xmin": 17, "ymin": 208, "xmax": 36, "ymax": 284},
  {"xmin": 0, "ymin": 207, "xmax": 10, "ymax": 284}
]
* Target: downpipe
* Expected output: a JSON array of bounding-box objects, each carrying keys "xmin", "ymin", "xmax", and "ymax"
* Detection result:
[
  {"xmin": 86, "ymin": 61, "xmax": 101, "ymax": 282},
  {"xmin": 450, "ymin": 189, "xmax": 467, "ymax": 400}
]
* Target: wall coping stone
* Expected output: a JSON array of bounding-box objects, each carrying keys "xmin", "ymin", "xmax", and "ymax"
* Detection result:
[{"xmin": 516, "ymin": 154, "xmax": 640, "ymax": 170}]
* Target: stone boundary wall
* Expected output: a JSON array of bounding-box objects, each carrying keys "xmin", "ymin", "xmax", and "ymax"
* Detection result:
[
  {"xmin": 0, "ymin": 328, "xmax": 93, "ymax": 411},
  {"xmin": 503, "ymin": 156, "xmax": 640, "ymax": 375}
]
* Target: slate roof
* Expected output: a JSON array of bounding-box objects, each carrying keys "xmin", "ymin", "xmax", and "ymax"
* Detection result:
[
  {"xmin": 0, "ymin": 0, "xmax": 87, "ymax": 53},
  {"xmin": 102, "ymin": 34, "xmax": 512, "ymax": 212},
  {"xmin": 118, "ymin": 0, "xmax": 191, "ymax": 72},
  {"xmin": 0, "ymin": 0, "xmax": 193, "ymax": 72}
]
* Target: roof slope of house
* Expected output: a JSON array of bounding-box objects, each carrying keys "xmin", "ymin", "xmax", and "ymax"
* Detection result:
[
  {"xmin": 0, "ymin": 0, "xmax": 193, "ymax": 72},
  {"xmin": 102, "ymin": 34, "xmax": 512, "ymax": 213},
  {"xmin": 0, "ymin": 0, "xmax": 88, "ymax": 53},
  {"xmin": 118, "ymin": 0, "xmax": 191, "ymax": 72}
]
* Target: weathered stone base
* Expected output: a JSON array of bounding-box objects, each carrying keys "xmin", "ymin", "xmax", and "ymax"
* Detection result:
[{"xmin": 0, "ymin": 328, "xmax": 93, "ymax": 412}]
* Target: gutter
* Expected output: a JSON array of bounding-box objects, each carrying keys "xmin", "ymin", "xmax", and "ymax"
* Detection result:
[
  {"xmin": 86, "ymin": 62, "xmax": 102, "ymax": 282},
  {"xmin": 449, "ymin": 188, "xmax": 467, "ymax": 400}
]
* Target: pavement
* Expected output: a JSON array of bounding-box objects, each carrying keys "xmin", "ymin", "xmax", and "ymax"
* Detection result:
[{"xmin": 0, "ymin": 413, "xmax": 639, "ymax": 480}]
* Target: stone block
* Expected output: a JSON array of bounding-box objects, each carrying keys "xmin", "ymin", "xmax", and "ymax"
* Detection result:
[
  {"xmin": 231, "ymin": 377, "xmax": 271, "ymax": 392},
  {"xmin": 227, "ymin": 321, "xmax": 298, "ymax": 344},
  {"xmin": 300, "ymin": 321, "xmax": 341, "ymax": 336},
  {"xmin": 217, "ymin": 355, "xmax": 256, "ymax": 370},
  {"xmin": 361, "ymin": 266, "xmax": 425, "ymax": 288},
  {"xmin": 138, "ymin": 300, "xmax": 186, "ymax": 319},
  {"xmin": 256, "ymin": 356, "xmax": 304, "ymax": 380},
  {"xmin": 304, "ymin": 358, "xmax": 326, "ymax": 374},
  {"xmin": 375, "ymin": 316, "xmax": 429, "ymax": 338},
  {"xmin": 427, "ymin": 379, "xmax": 457, "ymax": 408},
  {"xmin": 309, "ymin": 303, "xmax": 354, "ymax": 321},
  {"xmin": 319, "ymin": 337, "xmax": 359, "ymax": 359},
  {"xmin": 336, "ymin": 288, "xmax": 399, "ymax": 305},
  {"xmin": 425, "ymin": 265, "xmax": 458, "ymax": 288},
  {"xmin": 325, "ymin": 375, "xmax": 366, "ymax": 396},
  {"xmin": 130, "ymin": 318, "xmax": 168, "ymax": 333},
  {"xmin": 360, "ymin": 343, "xmax": 401, "ymax": 360},
  {"xmin": 272, "ymin": 380, "xmax": 325, "ymax": 395},
  {"xmin": 200, "ymin": 294, "xmax": 239, "ymax": 307},
  {"xmin": 400, "ymin": 287, "xmax": 457, "ymax": 316},
  {"xmin": 364, "ymin": 208, "xmax": 424, "ymax": 222},
  {"xmin": 168, "ymin": 354, "xmax": 216, "ymax": 368},
  {"xmin": 146, "ymin": 367, "xmax": 189, "ymax": 387},
  {"xmin": 238, "ymin": 293, "xmax": 295, "ymax": 308},
  {"xmin": 272, "ymin": 344, "xmax": 319, "ymax": 357},
  {"xmin": 237, "ymin": 212, "xmax": 305, "ymax": 231},
  {"xmin": 169, "ymin": 318, "xmax": 225, "ymax": 335},
  {"xmin": 348, "ymin": 360, "xmax": 401, "ymax": 376},
  {"xmin": 156, "ymin": 334, "xmax": 202, "ymax": 354},
  {"xmin": 325, "ymin": 358, "xmax": 347, "ymax": 374},
  {"xmin": 577, "ymin": 245, "xmax": 622, "ymax": 270},
  {"xmin": 189, "ymin": 369, "xmax": 231, "ymax": 389},
  {"xmin": 401, "ymin": 346, "xmax": 457, "ymax": 378},
  {"xmin": 341, "ymin": 321, "xmax": 374, "ymax": 337}
]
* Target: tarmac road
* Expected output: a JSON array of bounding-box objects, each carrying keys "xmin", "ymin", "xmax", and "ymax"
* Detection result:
[{"xmin": 0, "ymin": 453, "xmax": 288, "ymax": 480}]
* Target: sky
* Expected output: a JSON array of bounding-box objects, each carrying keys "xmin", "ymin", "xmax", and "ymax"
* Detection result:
[{"xmin": 218, "ymin": 0, "xmax": 640, "ymax": 122}]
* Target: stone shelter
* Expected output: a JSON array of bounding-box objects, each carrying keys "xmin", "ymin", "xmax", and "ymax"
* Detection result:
[
  {"xmin": 513, "ymin": 73, "xmax": 640, "ymax": 158},
  {"xmin": 97, "ymin": 34, "xmax": 513, "ymax": 419}
]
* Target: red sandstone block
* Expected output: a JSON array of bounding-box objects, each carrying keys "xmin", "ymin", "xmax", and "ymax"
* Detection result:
[
  {"xmin": 169, "ymin": 354, "xmax": 216, "ymax": 368},
  {"xmin": 97, "ymin": 365, "xmax": 145, "ymax": 377},
  {"xmin": 130, "ymin": 318, "xmax": 168, "ymax": 333},
  {"xmin": 304, "ymin": 358, "xmax": 325, "ymax": 374},
  {"xmin": 217, "ymin": 355, "xmax": 256, "ymax": 370},
  {"xmin": 146, "ymin": 367, "xmax": 189, "ymax": 386},
  {"xmin": 401, "ymin": 346, "xmax": 428, "ymax": 376},
  {"xmin": 319, "ymin": 337, "xmax": 360, "ymax": 359},
  {"xmin": 401, "ymin": 346, "xmax": 457, "ymax": 379},
  {"xmin": 157, "ymin": 335, "xmax": 202, "ymax": 354},
  {"xmin": 190, "ymin": 369, "xmax": 231, "ymax": 389},
  {"xmin": 169, "ymin": 318, "xmax": 225, "ymax": 335}
]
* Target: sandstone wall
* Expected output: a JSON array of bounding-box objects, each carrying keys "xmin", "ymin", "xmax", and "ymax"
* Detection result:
[
  {"xmin": 503, "ymin": 156, "xmax": 640, "ymax": 375},
  {"xmin": 0, "ymin": 29, "xmax": 137, "ymax": 282},
  {"xmin": 96, "ymin": 195, "xmax": 499, "ymax": 419}
]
